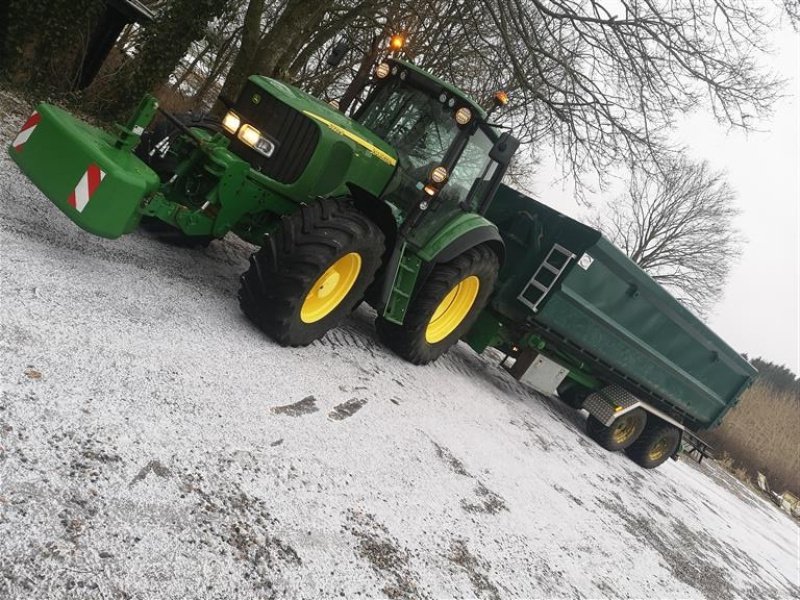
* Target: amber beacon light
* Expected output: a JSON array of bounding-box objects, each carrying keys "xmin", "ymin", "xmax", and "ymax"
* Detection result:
[
  {"xmin": 494, "ymin": 90, "xmax": 509, "ymax": 106},
  {"xmin": 389, "ymin": 34, "xmax": 405, "ymax": 51}
]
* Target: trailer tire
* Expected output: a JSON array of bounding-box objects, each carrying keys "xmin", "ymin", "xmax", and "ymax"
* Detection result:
[
  {"xmin": 375, "ymin": 245, "xmax": 499, "ymax": 364},
  {"xmin": 239, "ymin": 198, "xmax": 384, "ymax": 346},
  {"xmin": 586, "ymin": 408, "xmax": 647, "ymax": 451},
  {"xmin": 625, "ymin": 421, "xmax": 682, "ymax": 469}
]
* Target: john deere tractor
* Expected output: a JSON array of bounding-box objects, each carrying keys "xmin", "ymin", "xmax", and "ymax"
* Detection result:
[{"xmin": 9, "ymin": 58, "xmax": 518, "ymax": 363}]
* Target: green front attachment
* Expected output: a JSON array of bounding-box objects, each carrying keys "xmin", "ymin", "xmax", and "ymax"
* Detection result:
[{"xmin": 8, "ymin": 102, "xmax": 161, "ymax": 239}]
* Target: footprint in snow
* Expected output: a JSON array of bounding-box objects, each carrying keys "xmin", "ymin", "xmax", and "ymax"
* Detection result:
[
  {"xmin": 328, "ymin": 398, "xmax": 367, "ymax": 421},
  {"xmin": 271, "ymin": 396, "xmax": 319, "ymax": 416}
]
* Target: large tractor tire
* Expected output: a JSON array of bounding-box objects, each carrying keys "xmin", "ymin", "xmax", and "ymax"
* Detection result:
[
  {"xmin": 586, "ymin": 408, "xmax": 647, "ymax": 451},
  {"xmin": 625, "ymin": 420, "xmax": 682, "ymax": 469},
  {"xmin": 239, "ymin": 198, "xmax": 384, "ymax": 346},
  {"xmin": 375, "ymin": 244, "xmax": 499, "ymax": 364},
  {"xmin": 135, "ymin": 113, "xmax": 221, "ymax": 248}
]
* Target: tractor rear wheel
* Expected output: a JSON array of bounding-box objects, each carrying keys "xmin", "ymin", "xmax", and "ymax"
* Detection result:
[
  {"xmin": 239, "ymin": 198, "xmax": 384, "ymax": 346},
  {"xmin": 586, "ymin": 408, "xmax": 647, "ymax": 451},
  {"xmin": 624, "ymin": 420, "xmax": 682, "ymax": 469},
  {"xmin": 375, "ymin": 245, "xmax": 499, "ymax": 364}
]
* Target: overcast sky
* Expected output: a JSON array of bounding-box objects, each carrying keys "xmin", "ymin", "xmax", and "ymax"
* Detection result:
[{"xmin": 529, "ymin": 20, "xmax": 799, "ymax": 374}]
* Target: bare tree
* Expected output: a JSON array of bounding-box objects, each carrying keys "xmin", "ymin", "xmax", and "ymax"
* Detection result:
[
  {"xmin": 94, "ymin": 0, "xmax": 232, "ymax": 116},
  {"xmin": 460, "ymin": 0, "xmax": 788, "ymax": 188},
  {"xmin": 592, "ymin": 158, "xmax": 743, "ymax": 316}
]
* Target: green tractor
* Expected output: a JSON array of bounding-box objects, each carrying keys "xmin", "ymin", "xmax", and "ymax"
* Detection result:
[{"xmin": 9, "ymin": 59, "xmax": 519, "ymax": 363}]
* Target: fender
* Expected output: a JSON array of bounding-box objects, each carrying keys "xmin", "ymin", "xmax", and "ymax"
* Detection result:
[{"xmin": 415, "ymin": 212, "xmax": 505, "ymax": 265}]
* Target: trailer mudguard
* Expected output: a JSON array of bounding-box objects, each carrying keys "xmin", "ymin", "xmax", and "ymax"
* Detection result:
[{"xmin": 8, "ymin": 103, "xmax": 160, "ymax": 239}]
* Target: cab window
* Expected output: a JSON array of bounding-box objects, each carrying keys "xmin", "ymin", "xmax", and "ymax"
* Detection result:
[
  {"xmin": 440, "ymin": 129, "xmax": 497, "ymax": 208},
  {"xmin": 357, "ymin": 79, "xmax": 459, "ymax": 172}
]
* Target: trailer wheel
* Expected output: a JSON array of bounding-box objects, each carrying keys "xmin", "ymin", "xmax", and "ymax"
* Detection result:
[
  {"xmin": 625, "ymin": 421, "xmax": 682, "ymax": 469},
  {"xmin": 375, "ymin": 245, "xmax": 499, "ymax": 364},
  {"xmin": 586, "ymin": 408, "xmax": 647, "ymax": 451},
  {"xmin": 239, "ymin": 198, "xmax": 384, "ymax": 346},
  {"xmin": 136, "ymin": 114, "xmax": 221, "ymax": 248}
]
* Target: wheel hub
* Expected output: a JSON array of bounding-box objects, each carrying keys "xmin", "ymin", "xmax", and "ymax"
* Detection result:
[
  {"xmin": 612, "ymin": 415, "xmax": 638, "ymax": 445},
  {"xmin": 425, "ymin": 275, "xmax": 480, "ymax": 344},
  {"xmin": 300, "ymin": 252, "xmax": 362, "ymax": 324},
  {"xmin": 648, "ymin": 437, "xmax": 670, "ymax": 461}
]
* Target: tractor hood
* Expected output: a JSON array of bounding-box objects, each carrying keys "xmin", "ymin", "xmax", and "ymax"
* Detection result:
[{"xmin": 248, "ymin": 76, "xmax": 399, "ymax": 169}]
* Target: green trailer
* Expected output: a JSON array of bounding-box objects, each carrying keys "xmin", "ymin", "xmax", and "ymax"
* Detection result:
[{"xmin": 465, "ymin": 185, "xmax": 756, "ymax": 467}]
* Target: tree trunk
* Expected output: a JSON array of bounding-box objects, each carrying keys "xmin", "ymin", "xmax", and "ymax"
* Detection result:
[
  {"xmin": 254, "ymin": 0, "xmax": 331, "ymax": 77},
  {"xmin": 271, "ymin": 5, "xmax": 328, "ymax": 79},
  {"xmin": 212, "ymin": 0, "xmax": 267, "ymax": 113},
  {"xmin": 338, "ymin": 34, "xmax": 383, "ymax": 114},
  {"xmin": 171, "ymin": 40, "xmax": 214, "ymax": 92},
  {"xmin": 194, "ymin": 37, "xmax": 241, "ymax": 109}
]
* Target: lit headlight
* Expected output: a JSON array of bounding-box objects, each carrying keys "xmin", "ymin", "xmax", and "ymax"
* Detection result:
[
  {"xmin": 238, "ymin": 124, "xmax": 276, "ymax": 158},
  {"xmin": 222, "ymin": 111, "xmax": 241, "ymax": 134}
]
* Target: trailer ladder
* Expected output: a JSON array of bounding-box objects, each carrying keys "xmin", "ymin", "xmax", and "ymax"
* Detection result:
[{"xmin": 517, "ymin": 244, "xmax": 575, "ymax": 313}]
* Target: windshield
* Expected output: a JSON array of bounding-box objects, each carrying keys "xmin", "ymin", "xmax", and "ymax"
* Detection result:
[
  {"xmin": 442, "ymin": 128, "xmax": 496, "ymax": 209},
  {"xmin": 356, "ymin": 79, "xmax": 459, "ymax": 172}
]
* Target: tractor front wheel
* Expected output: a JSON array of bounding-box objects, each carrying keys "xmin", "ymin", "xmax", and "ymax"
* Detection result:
[
  {"xmin": 239, "ymin": 198, "xmax": 384, "ymax": 346},
  {"xmin": 376, "ymin": 245, "xmax": 499, "ymax": 364}
]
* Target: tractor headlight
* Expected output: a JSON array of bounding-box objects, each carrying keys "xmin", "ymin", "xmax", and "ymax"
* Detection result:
[
  {"xmin": 222, "ymin": 111, "xmax": 241, "ymax": 134},
  {"xmin": 454, "ymin": 107, "xmax": 472, "ymax": 125},
  {"xmin": 430, "ymin": 166, "xmax": 448, "ymax": 183},
  {"xmin": 238, "ymin": 124, "xmax": 276, "ymax": 158},
  {"xmin": 375, "ymin": 62, "xmax": 391, "ymax": 79}
]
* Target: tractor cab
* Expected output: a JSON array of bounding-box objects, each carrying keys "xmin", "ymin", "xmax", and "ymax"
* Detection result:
[
  {"xmin": 353, "ymin": 59, "xmax": 517, "ymax": 223},
  {"xmin": 353, "ymin": 59, "xmax": 518, "ymax": 248}
]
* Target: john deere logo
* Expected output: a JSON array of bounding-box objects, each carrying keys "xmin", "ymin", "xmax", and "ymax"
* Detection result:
[{"xmin": 251, "ymin": 94, "xmax": 261, "ymax": 105}]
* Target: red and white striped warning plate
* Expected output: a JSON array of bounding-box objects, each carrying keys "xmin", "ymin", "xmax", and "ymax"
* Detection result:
[
  {"xmin": 68, "ymin": 164, "xmax": 106, "ymax": 213},
  {"xmin": 12, "ymin": 111, "xmax": 40, "ymax": 151}
]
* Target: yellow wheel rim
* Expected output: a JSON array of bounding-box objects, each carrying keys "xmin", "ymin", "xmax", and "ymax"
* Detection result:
[
  {"xmin": 300, "ymin": 252, "xmax": 362, "ymax": 324},
  {"xmin": 425, "ymin": 275, "xmax": 480, "ymax": 344},
  {"xmin": 648, "ymin": 437, "xmax": 670, "ymax": 462},
  {"xmin": 612, "ymin": 415, "xmax": 638, "ymax": 445}
]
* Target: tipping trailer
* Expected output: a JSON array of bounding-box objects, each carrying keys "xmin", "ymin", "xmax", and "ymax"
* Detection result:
[{"xmin": 465, "ymin": 185, "xmax": 757, "ymax": 468}]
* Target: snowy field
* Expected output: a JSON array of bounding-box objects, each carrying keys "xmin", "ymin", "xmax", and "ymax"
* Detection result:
[{"xmin": 1, "ymin": 92, "xmax": 798, "ymax": 600}]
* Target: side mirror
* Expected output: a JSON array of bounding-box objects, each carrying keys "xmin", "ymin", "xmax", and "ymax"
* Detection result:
[
  {"xmin": 327, "ymin": 41, "xmax": 350, "ymax": 67},
  {"xmin": 489, "ymin": 132, "xmax": 520, "ymax": 165}
]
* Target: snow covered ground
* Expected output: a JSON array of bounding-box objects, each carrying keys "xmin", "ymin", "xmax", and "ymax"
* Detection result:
[{"xmin": 1, "ymin": 92, "xmax": 798, "ymax": 600}]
